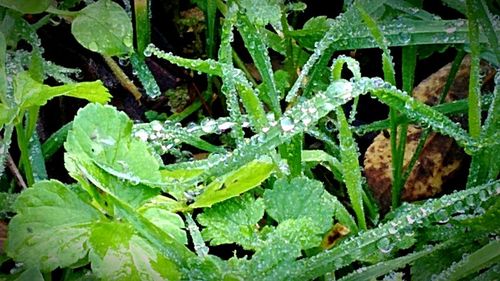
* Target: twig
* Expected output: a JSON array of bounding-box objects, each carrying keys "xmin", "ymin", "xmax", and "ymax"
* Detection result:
[
  {"xmin": 7, "ymin": 153, "xmax": 27, "ymax": 190},
  {"xmin": 102, "ymin": 55, "xmax": 143, "ymax": 102}
]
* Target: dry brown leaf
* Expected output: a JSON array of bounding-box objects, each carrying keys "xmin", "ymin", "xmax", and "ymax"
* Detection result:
[{"xmin": 363, "ymin": 55, "xmax": 496, "ymax": 211}]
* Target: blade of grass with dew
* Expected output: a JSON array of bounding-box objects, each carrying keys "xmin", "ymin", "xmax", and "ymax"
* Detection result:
[
  {"xmin": 396, "ymin": 45, "xmax": 417, "ymax": 201},
  {"xmin": 286, "ymin": 0, "xmax": 388, "ymax": 101},
  {"xmin": 356, "ymin": 2, "xmax": 405, "ymax": 209},
  {"xmin": 384, "ymin": 0, "xmax": 435, "ymax": 20},
  {"xmin": 218, "ymin": 4, "xmax": 245, "ymax": 141},
  {"xmin": 339, "ymin": 241, "xmax": 451, "ymax": 281},
  {"xmin": 133, "ymin": 0, "xmax": 150, "ymax": 58},
  {"xmin": 145, "ymin": 45, "xmax": 223, "ymax": 76},
  {"xmin": 401, "ymin": 50, "xmax": 466, "ymax": 188},
  {"xmin": 130, "ymin": 52, "xmax": 161, "ymax": 98},
  {"xmin": 473, "ymin": 0, "xmax": 500, "ymax": 64},
  {"xmin": 336, "ymin": 106, "xmax": 366, "ymax": 230},
  {"xmin": 236, "ymin": 14, "xmax": 281, "ymax": 118},
  {"xmin": 166, "ymin": 77, "xmax": 370, "ymax": 186},
  {"xmin": 354, "ymin": 94, "xmax": 495, "ymax": 136},
  {"xmin": 465, "ymin": 0, "xmax": 482, "ymax": 139},
  {"xmin": 369, "ymin": 86, "xmax": 477, "ymax": 151},
  {"xmin": 467, "ymin": 73, "xmax": 499, "ymax": 187},
  {"xmin": 205, "ymin": 0, "xmax": 217, "ymax": 95},
  {"xmin": 28, "ymin": 132, "xmax": 47, "ymax": 182},
  {"xmin": 42, "ymin": 121, "xmax": 72, "ymax": 159},
  {"xmin": 432, "ymin": 239, "xmax": 500, "ymax": 281},
  {"xmin": 285, "ymin": 180, "xmax": 499, "ymax": 280}
]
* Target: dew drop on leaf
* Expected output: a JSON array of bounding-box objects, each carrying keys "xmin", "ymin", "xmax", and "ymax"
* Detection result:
[
  {"xmin": 376, "ymin": 237, "xmax": 393, "ymax": 253},
  {"xmin": 280, "ymin": 117, "xmax": 295, "ymax": 132}
]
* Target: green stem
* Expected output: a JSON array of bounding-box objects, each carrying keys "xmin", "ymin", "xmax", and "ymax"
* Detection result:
[
  {"xmin": 134, "ymin": 0, "xmax": 151, "ymax": 58},
  {"xmin": 102, "ymin": 55, "xmax": 142, "ymax": 101},
  {"xmin": 232, "ymin": 50, "xmax": 258, "ymax": 86},
  {"xmin": 400, "ymin": 50, "xmax": 466, "ymax": 188},
  {"xmin": 46, "ymin": 6, "xmax": 79, "ymax": 17},
  {"xmin": 15, "ymin": 122, "xmax": 33, "ymax": 186},
  {"xmin": 465, "ymin": 0, "xmax": 482, "ymax": 139}
]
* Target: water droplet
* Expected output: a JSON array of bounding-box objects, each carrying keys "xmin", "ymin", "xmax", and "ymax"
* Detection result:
[
  {"xmin": 280, "ymin": 117, "xmax": 295, "ymax": 132},
  {"xmin": 434, "ymin": 209, "xmax": 449, "ymax": 224},
  {"xmin": 376, "ymin": 237, "xmax": 393, "ymax": 253},
  {"xmin": 218, "ymin": 122, "xmax": 235, "ymax": 131},
  {"xmin": 201, "ymin": 119, "xmax": 217, "ymax": 133},
  {"xmin": 406, "ymin": 215, "xmax": 415, "ymax": 224},
  {"xmin": 478, "ymin": 190, "xmax": 488, "ymax": 202},
  {"xmin": 445, "ymin": 27, "xmax": 456, "ymax": 34},
  {"xmin": 400, "ymin": 32, "xmax": 411, "ymax": 44},
  {"xmin": 454, "ymin": 201, "xmax": 465, "ymax": 214},
  {"xmin": 465, "ymin": 196, "xmax": 476, "ymax": 207},
  {"xmin": 88, "ymin": 41, "xmax": 98, "ymax": 52},
  {"xmin": 151, "ymin": 121, "xmax": 163, "ymax": 132},
  {"xmin": 388, "ymin": 222, "xmax": 398, "ymax": 234}
]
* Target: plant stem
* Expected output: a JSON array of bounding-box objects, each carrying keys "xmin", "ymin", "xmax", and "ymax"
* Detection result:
[
  {"xmin": 102, "ymin": 55, "xmax": 142, "ymax": 101},
  {"xmin": 15, "ymin": 123, "xmax": 33, "ymax": 186},
  {"xmin": 6, "ymin": 153, "xmax": 27, "ymax": 190},
  {"xmin": 465, "ymin": 0, "xmax": 482, "ymax": 139},
  {"xmin": 133, "ymin": 0, "xmax": 150, "ymax": 58}
]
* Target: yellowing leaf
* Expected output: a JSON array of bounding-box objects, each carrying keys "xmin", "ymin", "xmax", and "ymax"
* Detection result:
[{"xmin": 191, "ymin": 158, "xmax": 275, "ymax": 208}]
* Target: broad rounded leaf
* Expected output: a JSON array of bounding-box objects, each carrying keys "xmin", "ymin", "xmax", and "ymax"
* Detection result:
[
  {"xmin": 71, "ymin": 0, "xmax": 133, "ymax": 56},
  {"xmin": 197, "ymin": 194, "xmax": 265, "ymax": 249},
  {"xmin": 6, "ymin": 180, "xmax": 101, "ymax": 271},
  {"xmin": 264, "ymin": 177, "xmax": 334, "ymax": 232},
  {"xmin": 65, "ymin": 103, "xmax": 163, "ymax": 188},
  {"xmin": 89, "ymin": 221, "xmax": 181, "ymax": 281},
  {"xmin": 0, "ymin": 0, "xmax": 50, "ymax": 14}
]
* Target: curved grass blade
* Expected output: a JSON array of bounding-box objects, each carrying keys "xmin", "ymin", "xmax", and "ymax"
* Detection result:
[
  {"xmin": 42, "ymin": 121, "xmax": 72, "ymax": 160},
  {"xmin": 237, "ymin": 14, "xmax": 280, "ymax": 117}
]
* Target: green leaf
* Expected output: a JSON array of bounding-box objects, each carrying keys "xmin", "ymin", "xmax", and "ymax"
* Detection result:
[
  {"xmin": 433, "ymin": 239, "xmax": 500, "ymax": 281},
  {"xmin": 264, "ymin": 218, "xmax": 324, "ymax": 251},
  {"xmin": 139, "ymin": 207, "xmax": 187, "ymax": 245},
  {"xmin": 0, "ymin": 192, "xmax": 17, "ymax": 219},
  {"xmin": 237, "ymin": 0, "xmax": 282, "ymax": 27},
  {"xmin": 71, "ymin": 0, "xmax": 133, "ymax": 56},
  {"xmin": 336, "ymin": 107, "xmax": 366, "ymax": 229},
  {"xmin": 294, "ymin": 16, "xmax": 334, "ymax": 50},
  {"xmin": 197, "ymin": 193, "xmax": 265, "ymax": 250},
  {"xmin": 89, "ymin": 221, "xmax": 181, "ymax": 281},
  {"xmin": 191, "ymin": 158, "xmax": 275, "ymax": 208},
  {"xmin": 13, "ymin": 72, "xmax": 111, "ymax": 108},
  {"xmin": 12, "ymin": 267, "xmax": 44, "ymax": 281},
  {"xmin": 6, "ymin": 180, "xmax": 102, "ymax": 271},
  {"xmin": 65, "ymin": 103, "xmax": 163, "ymax": 188},
  {"xmin": 0, "ymin": 0, "xmax": 50, "ymax": 14},
  {"xmin": 264, "ymin": 177, "xmax": 334, "ymax": 232}
]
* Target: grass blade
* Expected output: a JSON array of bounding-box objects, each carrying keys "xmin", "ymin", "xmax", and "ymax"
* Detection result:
[{"xmin": 336, "ymin": 106, "xmax": 366, "ymax": 230}]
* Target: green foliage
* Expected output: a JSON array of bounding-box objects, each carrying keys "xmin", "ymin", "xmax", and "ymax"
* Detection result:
[
  {"xmin": 197, "ymin": 193, "xmax": 264, "ymax": 249},
  {"xmin": 2, "ymin": 0, "xmax": 500, "ymax": 280},
  {"xmin": 6, "ymin": 180, "xmax": 102, "ymax": 271},
  {"xmin": 0, "ymin": 0, "xmax": 50, "ymax": 14},
  {"xmin": 71, "ymin": 0, "xmax": 133, "ymax": 56},
  {"xmin": 264, "ymin": 177, "xmax": 334, "ymax": 232}
]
